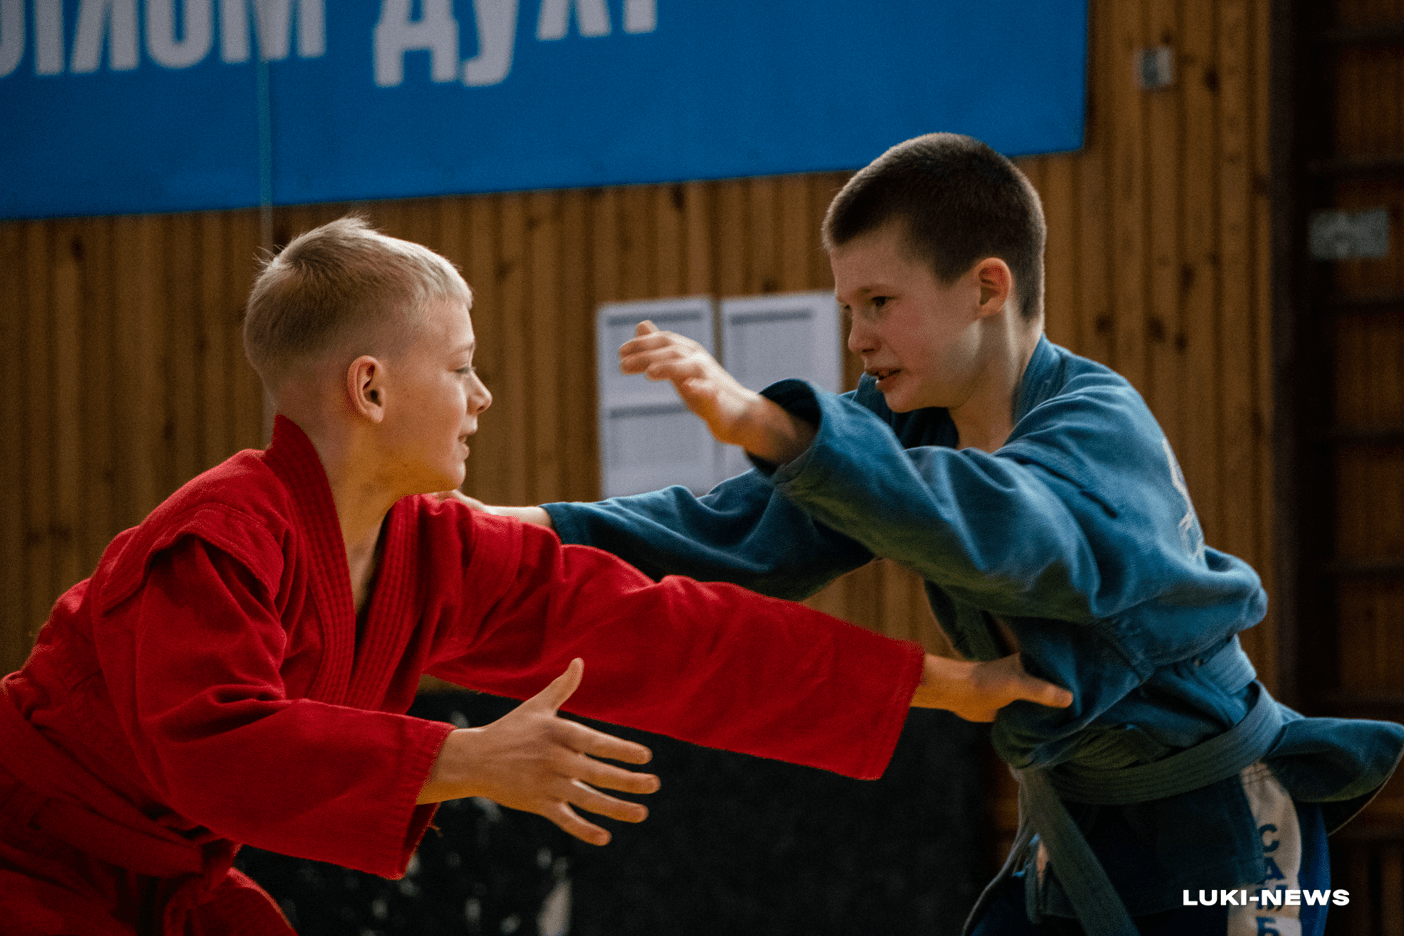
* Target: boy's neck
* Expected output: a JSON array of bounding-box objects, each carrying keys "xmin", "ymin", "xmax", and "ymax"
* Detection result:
[
  {"xmin": 322, "ymin": 442, "xmax": 399, "ymax": 613},
  {"xmin": 279, "ymin": 407, "xmax": 398, "ymax": 612},
  {"xmin": 345, "ymin": 520, "xmax": 386, "ymax": 615},
  {"xmin": 949, "ymin": 320, "xmax": 1043, "ymax": 454}
]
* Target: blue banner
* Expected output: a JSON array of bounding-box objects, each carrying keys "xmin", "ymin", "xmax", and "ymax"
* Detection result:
[{"xmin": 1, "ymin": 1, "xmax": 1088, "ymax": 220}]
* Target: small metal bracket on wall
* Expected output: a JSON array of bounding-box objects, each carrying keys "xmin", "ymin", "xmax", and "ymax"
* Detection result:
[
  {"xmin": 1135, "ymin": 46, "xmax": 1175, "ymax": 90},
  {"xmin": 1308, "ymin": 207, "xmax": 1392, "ymax": 260}
]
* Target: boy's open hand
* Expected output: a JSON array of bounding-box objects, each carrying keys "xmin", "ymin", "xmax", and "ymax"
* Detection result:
[
  {"xmin": 619, "ymin": 321, "xmax": 816, "ymax": 464},
  {"xmin": 619, "ymin": 321, "xmax": 761, "ymax": 446},
  {"xmin": 417, "ymin": 659, "xmax": 659, "ymax": 845},
  {"xmin": 911, "ymin": 652, "xmax": 1073, "ymax": 722}
]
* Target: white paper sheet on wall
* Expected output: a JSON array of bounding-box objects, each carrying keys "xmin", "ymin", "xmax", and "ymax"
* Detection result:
[
  {"xmin": 596, "ymin": 291, "xmax": 841, "ymax": 497},
  {"xmin": 717, "ymin": 292, "xmax": 843, "ymax": 480},
  {"xmin": 595, "ymin": 297, "xmax": 721, "ymax": 498}
]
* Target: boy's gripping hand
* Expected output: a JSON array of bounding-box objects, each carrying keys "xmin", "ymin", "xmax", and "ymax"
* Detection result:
[
  {"xmin": 619, "ymin": 321, "xmax": 817, "ymax": 464},
  {"xmin": 911, "ymin": 653, "xmax": 1073, "ymax": 722},
  {"xmin": 417, "ymin": 659, "xmax": 659, "ymax": 845},
  {"xmin": 435, "ymin": 489, "xmax": 554, "ymax": 528}
]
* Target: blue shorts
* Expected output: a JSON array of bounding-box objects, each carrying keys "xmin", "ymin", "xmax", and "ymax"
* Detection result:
[{"xmin": 969, "ymin": 766, "xmax": 1331, "ymax": 936}]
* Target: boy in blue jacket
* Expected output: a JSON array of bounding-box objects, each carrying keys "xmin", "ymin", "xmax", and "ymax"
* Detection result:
[{"xmin": 478, "ymin": 133, "xmax": 1404, "ymax": 936}]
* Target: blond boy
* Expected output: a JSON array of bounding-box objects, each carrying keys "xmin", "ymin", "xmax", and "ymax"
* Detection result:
[{"xmin": 0, "ymin": 215, "xmax": 1069, "ymax": 935}]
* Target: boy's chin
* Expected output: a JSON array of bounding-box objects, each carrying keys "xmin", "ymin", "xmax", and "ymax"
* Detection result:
[
  {"xmin": 880, "ymin": 390, "xmax": 920, "ymax": 413},
  {"xmin": 430, "ymin": 467, "xmax": 468, "ymax": 495}
]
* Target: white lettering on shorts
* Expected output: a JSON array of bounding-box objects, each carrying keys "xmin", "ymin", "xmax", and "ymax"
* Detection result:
[{"xmin": 1229, "ymin": 764, "xmax": 1302, "ymax": 936}]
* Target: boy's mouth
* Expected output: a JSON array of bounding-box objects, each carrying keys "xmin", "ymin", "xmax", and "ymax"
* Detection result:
[{"xmin": 867, "ymin": 367, "xmax": 901, "ymax": 388}]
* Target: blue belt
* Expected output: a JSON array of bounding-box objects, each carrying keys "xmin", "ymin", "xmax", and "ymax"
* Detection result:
[{"xmin": 963, "ymin": 636, "xmax": 1284, "ymax": 936}]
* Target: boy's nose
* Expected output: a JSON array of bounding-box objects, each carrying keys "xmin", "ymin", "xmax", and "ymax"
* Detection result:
[
  {"xmin": 846, "ymin": 320, "xmax": 875, "ymax": 356},
  {"xmin": 470, "ymin": 376, "xmax": 492, "ymax": 414}
]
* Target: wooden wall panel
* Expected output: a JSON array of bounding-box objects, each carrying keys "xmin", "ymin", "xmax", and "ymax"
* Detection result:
[
  {"xmin": 0, "ymin": 224, "xmax": 23, "ymax": 672},
  {"xmin": 0, "ymin": 0, "xmax": 1291, "ymax": 894},
  {"xmin": 1322, "ymin": 0, "xmax": 1404, "ymax": 853},
  {"xmin": 0, "ymin": 211, "xmax": 270, "ymax": 667},
  {"xmin": 1334, "ymin": 34, "xmax": 1404, "ymax": 835},
  {"xmin": 0, "ymin": 0, "xmax": 1279, "ymax": 696}
]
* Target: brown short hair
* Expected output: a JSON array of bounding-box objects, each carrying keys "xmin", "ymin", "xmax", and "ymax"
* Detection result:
[
  {"xmin": 821, "ymin": 133, "xmax": 1046, "ymax": 322},
  {"xmin": 243, "ymin": 215, "xmax": 472, "ymax": 390}
]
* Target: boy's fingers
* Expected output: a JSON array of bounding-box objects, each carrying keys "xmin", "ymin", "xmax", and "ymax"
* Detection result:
[
  {"xmin": 436, "ymin": 489, "xmax": 487, "ymax": 510},
  {"xmin": 544, "ymin": 782, "xmax": 652, "ymax": 846},
  {"xmin": 619, "ymin": 342, "xmax": 675, "ymax": 371},
  {"xmin": 547, "ymin": 803, "xmax": 613, "ymax": 846},
  {"xmin": 620, "ymin": 328, "xmax": 702, "ymax": 361},
  {"xmin": 534, "ymin": 658, "xmax": 584, "ymax": 713},
  {"xmin": 1031, "ymin": 680, "xmax": 1074, "ymax": 708},
  {"xmin": 556, "ymin": 719, "xmax": 654, "ymax": 766},
  {"xmin": 1007, "ymin": 654, "xmax": 1073, "ymax": 708},
  {"xmin": 566, "ymin": 779, "xmax": 650, "ymax": 824},
  {"xmin": 635, "ymin": 319, "xmax": 660, "ymax": 336},
  {"xmin": 565, "ymin": 752, "xmax": 660, "ymax": 795},
  {"xmin": 644, "ymin": 357, "xmax": 704, "ymax": 384}
]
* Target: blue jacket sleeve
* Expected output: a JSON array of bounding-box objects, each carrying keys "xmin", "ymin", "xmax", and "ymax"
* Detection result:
[
  {"xmin": 757, "ymin": 374, "xmax": 1267, "ymax": 674},
  {"xmin": 544, "ymin": 469, "xmax": 874, "ymax": 601}
]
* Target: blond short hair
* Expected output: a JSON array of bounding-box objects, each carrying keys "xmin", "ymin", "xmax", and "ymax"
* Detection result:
[{"xmin": 244, "ymin": 215, "xmax": 472, "ymax": 390}]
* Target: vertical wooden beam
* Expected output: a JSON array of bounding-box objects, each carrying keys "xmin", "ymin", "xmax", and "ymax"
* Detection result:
[
  {"xmin": 228, "ymin": 209, "xmax": 266, "ymax": 449},
  {"xmin": 713, "ymin": 179, "xmax": 749, "ymax": 299},
  {"xmin": 618, "ymin": 185, "xmax": 654, "ymax": 299},
  {"xmin": 653, "ymin": 184, "xmax": 685, "ymax": 297},
  {"xmin": 167, "ymin": 213, "xmax": 200, "ymax": 487},
  {"xmin": 558, "ymin": 189, "xmax": 598, "ymax": 501},
  {"xmin": 682, "ymin": 181, "xmax": 713, "ymax": 297},
  {"xmin": 810, "ymin": 172, "xmax": 846, "ymax": 293},
  {"xmin": 50, "ymin": 219, "xmax": 84, "ymax": 596},
  {"xmin": 1145, "ymin": 0, "xmax": 1184, "ymax": 448},
  {"xmin": 528, "ymin": 191, "xmax": 563, "ymax": 502},
  {"xmin": 1249, "ymin": 0, "xmax": 1279, "ymax": 684},
  {"xmin": 748, "ymin": 177, "xmax": 780, "ymax": 294},
  {"xmin": 197, "ymin": 213, "xmax": 230, "ymax": 470},
  {"xmin": 1180, "ymin": 0, "xmax": 1224, "ymax": 554},
  {"xmin": 495, "ymin": 194, "xmax": 531, "ymax": 506},
  {"xmin": 1079, "ymin": 2, "xmax": 1117, "ymax": 368},
  {"xmin": 777, "ymin": 175, "xmax": 812, "ymax": 293},
  {"xmin": 1110, "ymin": 0, "xmax": 1149, "ymax": 387},
  {"xmin": 1040, "ymin": 154, "xmax": 1080, "ymax": 351},
  {"xmin": 81, "ymin": 218, "xmax": 116, "ymax": 568},
  {"xmin": 1, "ymin": 223, "xmax": 30, "ymax": 672},
  {"xmin": 591, "ymin": 188, "xmax": 621, "ymax": 304},
  {"xmin": 23, "ymin": 222, "xmax": 53, "ymax": 633},
  {"xmin": 1217, "ymin": 0, "xmax": 1261, "ymax": 580}
]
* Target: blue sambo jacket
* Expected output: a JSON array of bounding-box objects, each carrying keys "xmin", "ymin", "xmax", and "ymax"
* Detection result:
[{"xmin": 546, "ymin": 337, "xmax": 1404, "ymax": 919}]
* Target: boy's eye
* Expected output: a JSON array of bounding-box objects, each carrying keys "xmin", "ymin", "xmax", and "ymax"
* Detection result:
[{"xmin": 871, "ymin": 296, "xmax": 889, "ymax": 310}]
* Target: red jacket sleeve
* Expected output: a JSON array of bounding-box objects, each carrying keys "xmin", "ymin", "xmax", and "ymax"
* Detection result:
[
  {"xmin": 94, "ymin": 540, "xmax": 451, "ymax": 878},
  {"xmin": 425, "ymin": 513, "xmax": 924, "ymax": 779}
]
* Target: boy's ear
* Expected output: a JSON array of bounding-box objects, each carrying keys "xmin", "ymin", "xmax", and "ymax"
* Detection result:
[
  {"xmin": 974, "ymin": 257, "xmax": 1013, "ymax": 317},
  {"xmin": 347, "ymin": 355, "xmax": 387, "ymax": 423}
]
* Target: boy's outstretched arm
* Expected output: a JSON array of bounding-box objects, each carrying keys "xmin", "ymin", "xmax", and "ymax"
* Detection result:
[
  {"xmin": 417, "ymin": 659, "xmax": 661, "ymax": 845},
  {"xmin": 438, "ymin": 319, "xmax": 814, "ymax": 522},
  {"xmin": 914, "ymin": 653, "xmax": 1073, "ymax": 722},
  {"xmin": 619, "ymin": 320, "xmax": 817, "ymax": 464}
]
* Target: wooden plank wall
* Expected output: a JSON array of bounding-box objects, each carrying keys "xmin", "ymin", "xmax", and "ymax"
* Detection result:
[
  {"xmin": 0, "ymin": 0, "xmax": 1283, "ymax": 881},
  {"xmin": 1315, "ymin": 0, "xmax": 1404, "ymax": 930},
  {"xmin": 1332, "ymin": 0, "xmax": 1404, "ymax": 714}
]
